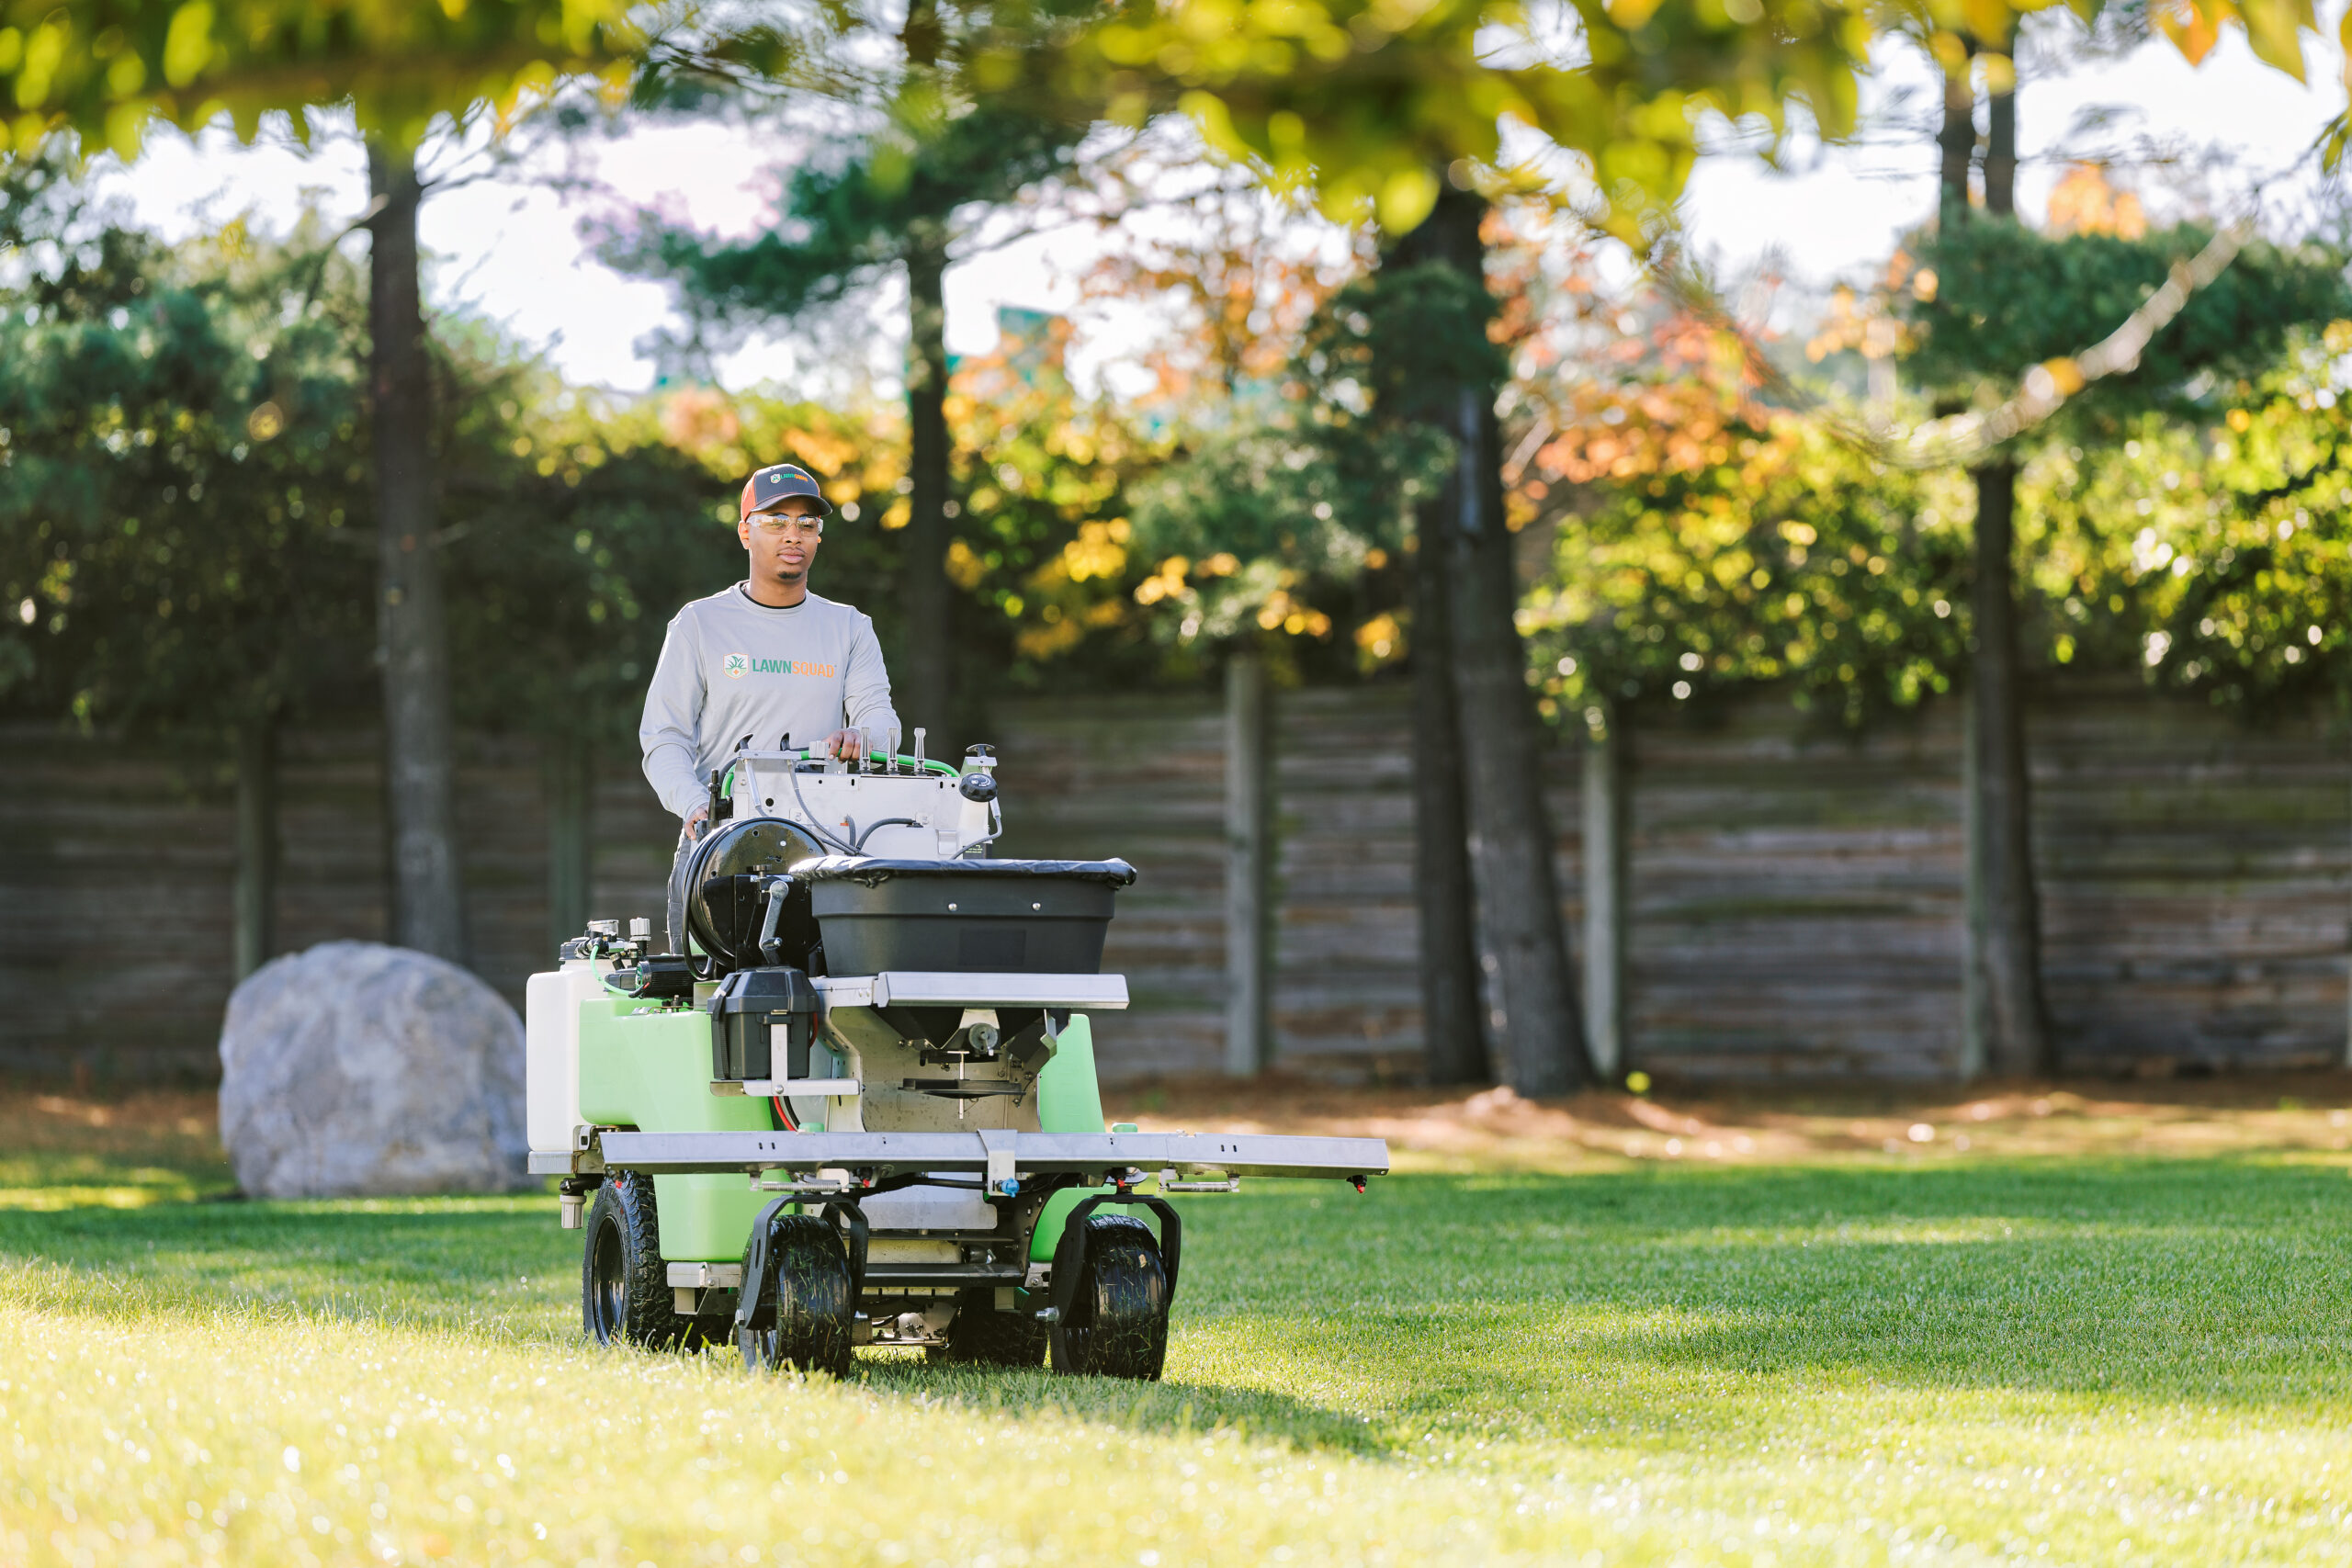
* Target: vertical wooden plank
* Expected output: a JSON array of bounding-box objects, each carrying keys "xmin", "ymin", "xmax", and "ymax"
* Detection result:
[
  {"xmin": 1958, "ymin": 698, "xmax": 1987, "ymax": 1079},
  {"xmin": 1270, "ymin": 687, "xmax": 1424, "ymax": 1077},
  {"xmin": 1224, "ymin": 655, "xmax": 1272, "ymax": 1077},
  {"xmin": 2030, "ymin": 682, "xmax": 2351, "ymax": 1070},
  {"xmin": 1623, "ymin": 693, "xmax": 1968, "ymax": 1080},
  {"xmin": 8, "ymin": 678, "xmax": 2346, "ymax": 1087},
  {"xmin": 232, "ymin": 716, "xmax": 278, "ymax": 983},
  {"xmin": 1580, "ymin": 724, "xmax": 1625, "ymax": 1079},
  {"xmin": 546, "ymin": 734, "xmax": 590, "ymax": 955}
]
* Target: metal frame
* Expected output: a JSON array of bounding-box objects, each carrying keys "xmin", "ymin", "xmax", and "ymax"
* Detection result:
[
  {"xmin": 813, "ymin": 972, "xmax": 1131, "ymax": 1010},
  {"xmin": 530, "ymin": 1127, "xmax": 1387, "ymax": 1182},
  {"xmin": 710, "ymin": 1077, "xmax": 863, "ymax": 1099}
]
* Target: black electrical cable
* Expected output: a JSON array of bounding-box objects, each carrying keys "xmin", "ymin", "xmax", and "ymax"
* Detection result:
[
  {"xmin": 786, "ymin": 761, "xmax": 860, "ymax": 855},
  {"xmin": 854, "ymin": 818, "xmax": 922, "ymax": 852}
]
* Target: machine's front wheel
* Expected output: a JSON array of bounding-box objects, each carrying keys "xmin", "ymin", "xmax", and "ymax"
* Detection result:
[
  {"xmin": 738, "ymin": 1214, "xmax": 854, "ymax": 1376},
  {"xmin": 1049, "ymin": 1214, "xmax": 1169, "ymax": 1381},
  {"xmin": 930, "ymin": 1289, "xmax": 1049, "ymax": 1368},
  {"xmin": 582, "ymin": 1173, "xmax": 703, "ymax": 1351}
]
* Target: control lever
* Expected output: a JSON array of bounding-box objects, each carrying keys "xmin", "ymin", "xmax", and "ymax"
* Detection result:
[
  {"xmin": 912, "ymin": 728, "xmax": 926, "ymax": 773},
  {"xmin": 755, "ymin": 874, "xmax": 794, "ymax": 966}
]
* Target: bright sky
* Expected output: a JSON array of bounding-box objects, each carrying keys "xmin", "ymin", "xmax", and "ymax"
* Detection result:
[{"xmin": 93, "ymin": 18, "xmax": 2346, "ymax": 398}]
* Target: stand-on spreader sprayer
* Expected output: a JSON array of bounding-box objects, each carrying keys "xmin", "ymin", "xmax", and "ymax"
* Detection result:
[{"xmin": 525, "ymin": 736, "xmax": 1389, "ymax": 1379}]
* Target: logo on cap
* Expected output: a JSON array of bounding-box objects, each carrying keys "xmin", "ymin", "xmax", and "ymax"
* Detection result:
[{"xmin": 741, "ymin": 461, "xmax": 834, "ymax": 520}]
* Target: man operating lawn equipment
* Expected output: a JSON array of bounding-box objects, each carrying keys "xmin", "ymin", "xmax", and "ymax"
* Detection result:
[
  {"xmin": 522, "ymin": 456, "xmax": 1386, "ymax": 1381},
  {"xmin": 640, "ymin": 461, "xmax": 900, "ymax": 953}
]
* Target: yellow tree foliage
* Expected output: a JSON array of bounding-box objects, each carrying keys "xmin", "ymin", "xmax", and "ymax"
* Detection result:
[
  {"xmin": 975, "ymin": 0, "xmax": 2346, "ymax": 238},
  {"xmin": 0, "ymin": 0, "xmax": 639, "ymax": 155},
  {"xmin": 2044, "ymin": 163, "xmax": 2149, "ymax": 239}
]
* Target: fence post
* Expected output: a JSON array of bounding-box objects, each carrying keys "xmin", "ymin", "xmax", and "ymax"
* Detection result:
[
  {"xmin": 1225, "ymin": 653, "xmax": 1272, "ymax": 1077},
  {"xmin": 1581, "ymin": 721, "xmax": 1626, "ymax": 1080}
]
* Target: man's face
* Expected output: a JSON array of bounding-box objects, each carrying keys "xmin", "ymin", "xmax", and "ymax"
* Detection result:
[{"xmin": 739, "ymin": 496, "xmax": 825, "ymax": 582}]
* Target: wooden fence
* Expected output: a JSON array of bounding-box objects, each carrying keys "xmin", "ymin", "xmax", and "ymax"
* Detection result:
[{"xmin": 2, "ymin": 677, "xmax": 2345, "ymax": 1083}]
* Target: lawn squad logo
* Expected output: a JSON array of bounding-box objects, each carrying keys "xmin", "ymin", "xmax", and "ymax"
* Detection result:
[{"xmin": 722, "ymin": 652, "xmax": 749, "ymax": 680}]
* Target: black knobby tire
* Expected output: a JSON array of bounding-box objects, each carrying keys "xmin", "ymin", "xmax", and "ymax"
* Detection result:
[
  {"xmin": 738, "ymin": 1213, "xmax": 854, "ymax": 1376},
  {"xmin": 1050, "ymin": 1214, "xmax": 1170, "ymax": 1381},
  {"xmin": 582, "ymin": 1172, "xmax": 704, "ymax": 1351},
  {"xmin": 929, "ymin": 1287, "xmax": 1049, "ymax": 1368}
]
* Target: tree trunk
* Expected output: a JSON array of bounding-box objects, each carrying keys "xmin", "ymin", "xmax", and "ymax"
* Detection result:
[
  {"xmin": 546, "ymin": 730, "xmax": 592, "ymax": 955},
  {"xmin": 1580, "ymin": 720, "xmax": 1627, "ymax": 1082},
  {"xmin": 1402, "ymin": 186, "xmax": 1590, "ymax": 1098},
  {"xmin": 1223, "ymin": 652, "xmax": 1273, "ymax": 1076},
  {"xmin": 902, "ymin": 242, "xmax": 954, "ymax": 755},
  {"xmin": 1983, "ymin": 39, "xmax": 2018, "ymax": 219},
  {"xmin": 1408, "ymin": 509, "xmax": 1489, "ymax": 1085},
  {"xmin": 1969, "ymin": 461, "xmax": 2051, "ymax": 1073},
  {"xmin": 1937, "ymin": 40, "xmax": 1977, "ymax": 221},
  {"xmin": 368, "ymin": 140, "xmax": 465, "ymax": 963},
  {"xmin": 232, "ymin": 714, "xmax": 278, "ymax": 982},
  {"xmin": 1940, "ymin": 38, "xmax": 2050, "ymax": 1076}
]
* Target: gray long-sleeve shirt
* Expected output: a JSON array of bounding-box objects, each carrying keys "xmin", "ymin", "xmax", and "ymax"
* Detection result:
[{"xmin": 639, "ymin": 584, "xmax": 900, "ymax": 820}]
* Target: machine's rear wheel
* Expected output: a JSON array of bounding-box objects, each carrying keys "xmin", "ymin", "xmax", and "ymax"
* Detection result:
[
  {"xmin": 929, "ymin": 1288, "xmax": 1049, "ymax": 1368},
  {"xmin": 738, "ymin": 1213, "xmax": 854, "ymax": 1375},
  {"xmin": 582, "ymin": 1173, "xmax": 704, "ymax": 1351},
  {"xmin": 1049, "ymin": 1214, "xmax": 1169, "ymax": 1380}
]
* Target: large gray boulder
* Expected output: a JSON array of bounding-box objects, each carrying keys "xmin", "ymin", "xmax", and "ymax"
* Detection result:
[{"xmin": 219, "ymin": 941, "xmax": 532, "ymax": 1198}]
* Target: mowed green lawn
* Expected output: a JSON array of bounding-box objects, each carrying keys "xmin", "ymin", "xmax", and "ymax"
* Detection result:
[{"xmin": 4, "ymin": 1100, "xmax": 2352, "ymax": 1565}]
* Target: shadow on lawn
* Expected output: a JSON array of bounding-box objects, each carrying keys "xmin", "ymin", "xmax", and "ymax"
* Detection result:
[{"xmin": 857, "ymin": 1359, "xmax": 1395, "ymax": 1454}]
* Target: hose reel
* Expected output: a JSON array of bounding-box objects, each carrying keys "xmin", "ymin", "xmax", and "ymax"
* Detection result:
[{"xmin": 684, "ymin": 817, "xmax": 826, "ymax": 973}]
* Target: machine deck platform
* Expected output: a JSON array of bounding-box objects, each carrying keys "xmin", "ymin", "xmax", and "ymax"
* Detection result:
[{"xmin": 531, "ymin": 1128, "xmax": 1388, "ymax": 1182}]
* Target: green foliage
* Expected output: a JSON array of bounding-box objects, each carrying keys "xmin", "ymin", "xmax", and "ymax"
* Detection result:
[
  {"xmin": 1125, "ymin": 424, "xmax": 1384, "ymax": 659},
  {"xmin": 992, "ymin": 0, "xmax": 1884, "ymax": 232},
  {"xmin": 961, "ymin": 0, "xmax": 2352, "ymax": 240},
  {"xmin": 2154, "ymin": 379, "xmax": 2352, "ymax": 708},
  {"xmin": 0, "ymin": 0, "xmax": 637, "ymax": 154},
  {"xmin": 1525, "ymin": 416, "xmax": 1974, "ymax": 728},
  {"xmin": 435, "ymin": 365, "xmax": 736, "ymax": 751},
  {"xmin": 2016, "ymin": 367, "xmax": 2352, "ymax": 713},
  {"xmin": 1522, "ymin": 321, "xmax": 2352, "ymax": 730},
  {"xmin": 606, "ymin": 105, "xmax": 1084, "ymax": 330},
  {"xmin": 1114, "ymin": 260, "xmax": 1487, "ymax": 670},
  {"xmin": 0, "ymin": 164, "xmax": 892, "ymax": 763},
  {"xmin": 0, "ymin": 154, "xmax": 373, "ymax": 733},
  {"xmin": 438, "ymin": 375, "xmax": 932, "ymax": 750},
  {"xmin": 937, "ymin": 325, "xmax": 1182, "ymax": 686},
  {"xmin": 1304, "ymin": 263, "xmax": 1510, "ymax": 418},
  {"xmin": 1901, "ymin": 220, "xmax": 2351, "ymax": 423}
]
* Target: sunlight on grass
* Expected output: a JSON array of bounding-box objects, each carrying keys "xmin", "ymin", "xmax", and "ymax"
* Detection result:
[
  {"xmin": 0, "ymin": 1307, "xmax": 1626, "ymax": 1566},
  {"xmin": 6, "ymin": 1092, "xmax": 2352, "ymax": 1563}
]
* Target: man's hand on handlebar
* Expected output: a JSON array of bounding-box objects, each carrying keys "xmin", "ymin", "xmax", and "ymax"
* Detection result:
[{"xmin": 689, "ymin": 734, "xmax": 862, "ymax": 843}]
